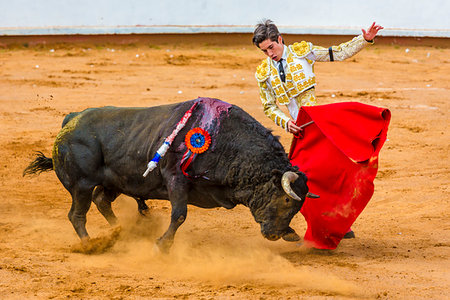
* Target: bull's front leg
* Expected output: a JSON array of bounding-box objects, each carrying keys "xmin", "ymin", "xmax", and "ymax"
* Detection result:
[{"xmin": 156, "ymin": 181, "xmax": 188, "ymax": 253}]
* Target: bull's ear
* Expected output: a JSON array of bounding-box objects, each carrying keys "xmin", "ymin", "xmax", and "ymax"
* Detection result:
[
  {"xmin": 271, "ymin": 169, "xmax": 283, "ymax": 188},
  {"xmin": 271, "ymin": 169, "xmax": 283, "ymax": 177},
  {"xmin": 296, "ymin": 171, "xmax": 308, "ymax": 183}
]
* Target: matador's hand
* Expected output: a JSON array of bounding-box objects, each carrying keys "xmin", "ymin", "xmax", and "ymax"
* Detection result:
[
  {"xmin": 287, "ymin": 120, "xmax": 301, "ymax": 135},
  {"xmin": 362, "ymin": 22, "xmax": 384, "ymax": 41}
]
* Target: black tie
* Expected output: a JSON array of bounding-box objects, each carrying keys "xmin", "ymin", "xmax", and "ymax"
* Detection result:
[{"xmin": 278, "ymin": 59, "xmax": 286, "ymax": 83}]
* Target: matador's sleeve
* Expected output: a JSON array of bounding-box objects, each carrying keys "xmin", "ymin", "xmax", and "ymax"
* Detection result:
[
  {"xmin": 309, "ymin": 34, "xmax": 373, "ymax": 62},
  {"xmin": 255, "ymin": 59, "xmax": 290, "ymax": 131},
  {"xmin": 258, "ymin": 81, "xmax": 290, "ymax": 131}
]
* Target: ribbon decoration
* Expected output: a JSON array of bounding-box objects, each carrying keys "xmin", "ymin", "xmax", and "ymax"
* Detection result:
[
  {"xmin": 180, "ymin": 128, "xmax": 211, "ymax": 178},
  {"xmin": 143, "ymin": 102, "xmax": 198, "ymax": 177}
]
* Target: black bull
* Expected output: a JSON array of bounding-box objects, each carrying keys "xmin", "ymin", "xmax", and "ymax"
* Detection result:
[{"xmin": 24, "ymin": 97, "xmax": 317, "ymax": 251}]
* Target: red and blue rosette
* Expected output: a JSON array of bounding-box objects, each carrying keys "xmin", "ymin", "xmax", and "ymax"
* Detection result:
[
  {"xmin": 185, "ymin": 128, "xmax": 211, "ymax": 153},
  {"xmin": 181, "ymin": 128, "xmax": 211, "ymax": 178}
]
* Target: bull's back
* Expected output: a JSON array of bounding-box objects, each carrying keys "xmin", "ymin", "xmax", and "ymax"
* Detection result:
[
  {"xmin": 51, "ymin": 102, "xmax": 193, "ymax": 191},
  {"xmin": 54, "ymin": 103, "xmax": 182, "ymax": 155}
]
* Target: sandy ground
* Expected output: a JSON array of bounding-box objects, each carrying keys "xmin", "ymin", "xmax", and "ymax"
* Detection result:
[{"xmin": 0, "ymin": 38, "xmax": 449, "ymax": 299}]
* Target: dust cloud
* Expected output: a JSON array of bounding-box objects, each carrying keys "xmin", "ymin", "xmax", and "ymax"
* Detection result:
[{"xmin": 70, "ymin": 196, "xmax": 360, "ymax": 297}]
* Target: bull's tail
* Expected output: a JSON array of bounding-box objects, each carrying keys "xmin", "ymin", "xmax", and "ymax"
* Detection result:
[{"xmin": 23, "ymin": 151, "xmax": 53, "ymax": 176}]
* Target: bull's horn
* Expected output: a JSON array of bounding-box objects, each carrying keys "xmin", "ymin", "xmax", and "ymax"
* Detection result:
[
  {"xmin": 306, "ymin": 192, "xmax": 320, "ymax": 198},
  {"xmin": 281, "ymin": 171, "xmax": 302, "ymax": 201}
]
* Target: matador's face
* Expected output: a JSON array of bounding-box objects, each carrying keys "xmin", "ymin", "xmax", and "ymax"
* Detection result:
[{"xmin": 258, "ymin": 35, "xmax": 284, "ymax": 62}]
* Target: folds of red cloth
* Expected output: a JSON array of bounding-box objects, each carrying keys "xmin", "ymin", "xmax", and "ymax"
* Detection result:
[{"xmin": 288, "ymin": 102, "xmax": 391, "ymax": 249}]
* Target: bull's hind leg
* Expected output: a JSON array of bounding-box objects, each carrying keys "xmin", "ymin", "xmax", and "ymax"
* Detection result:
[
  {"xmin": 135, "ymin": 197, "xmax": 150, "ymax": 216},
  {"xmin": 68, "ymin": 184, "xmax": 95, "ymax": 241},
  {"xmin": 156, "ymin": 184, "xmax": 188, "ymax": 252},
  {"xmin": 92, "ymin": 186, "xmax": 119, "ymax": 225}
]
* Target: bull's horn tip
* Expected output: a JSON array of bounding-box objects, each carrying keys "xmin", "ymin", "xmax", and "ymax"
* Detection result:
[{"xmin": 306, "ymin": 192, "xmax": 320, "ymax": 198}]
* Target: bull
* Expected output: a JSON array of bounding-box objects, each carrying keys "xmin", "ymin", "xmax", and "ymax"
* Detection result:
[{"xmin": 23, "ymin": 97, "xmax": 317, "ymax": 252}]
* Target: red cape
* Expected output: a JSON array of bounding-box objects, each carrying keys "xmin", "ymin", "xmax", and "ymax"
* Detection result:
[{"xmin": 289, "ymin": 102, "xmax": 391, "ymax": 249}]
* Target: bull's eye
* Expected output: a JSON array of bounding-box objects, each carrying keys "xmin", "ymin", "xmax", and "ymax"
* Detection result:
[{"xmin": 285, "ymin": 198, "xmax": 290, "ymax": 203}]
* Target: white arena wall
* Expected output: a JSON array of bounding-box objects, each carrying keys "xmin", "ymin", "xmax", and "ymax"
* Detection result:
[{"xmin": 0, "ymin": 0, "xmax": 449, "ymax": 37}]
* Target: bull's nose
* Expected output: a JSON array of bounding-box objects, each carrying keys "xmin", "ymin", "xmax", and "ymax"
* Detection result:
[
  {"xmin": 262, "ymin": 231, "xmax": 280, "ymax": 241},
  {"xmin": 266, "ymin": 234, "xmax": 279, "ymax": 241}
]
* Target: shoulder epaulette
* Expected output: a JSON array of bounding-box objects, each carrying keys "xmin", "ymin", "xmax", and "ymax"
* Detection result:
[
  {"xmin": 289, "ymin": 41, "xmax": 312, "ymax": 58},
  {"xmin": 255, "ymin": 59, "xmax": 270, "ymax": 82}
]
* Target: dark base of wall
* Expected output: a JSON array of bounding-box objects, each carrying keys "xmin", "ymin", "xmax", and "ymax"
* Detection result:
[{"xmin": 0, "ymin": 33, "xmax": 448, "ymax": 48}]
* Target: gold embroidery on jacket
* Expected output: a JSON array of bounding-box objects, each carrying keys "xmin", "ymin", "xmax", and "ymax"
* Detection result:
[
  {"xmin": 259, "ymin": 49, "xmax": 317, "ymax": 105},
  {"xmin": 258, "ymin": 81, "xmax": 290, "ymax": 130},
  {"xmin": 255, "ymin": 59, "xmax": 269, "ymax": 82},
  {"xmin": 255, "ymin": 35, "xmax": 370, "ymax": 130},
  {"xmin": 291, "ymin": 41, "xmax": 311, "ymax": 57}
]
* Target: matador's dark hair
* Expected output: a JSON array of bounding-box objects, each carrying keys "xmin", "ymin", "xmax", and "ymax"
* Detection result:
[{"xmin": 252, "ymin": 19, "xmax": 283, "ymax": 47}]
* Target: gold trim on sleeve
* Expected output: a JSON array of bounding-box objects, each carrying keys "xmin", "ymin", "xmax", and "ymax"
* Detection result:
[
  {"xmin": 255, "ymin": 59, "xmax": 270, "ymax": 82},
  {"xmin": 290, "ymin": 41, "xmax": 312, "ymax": 57}
]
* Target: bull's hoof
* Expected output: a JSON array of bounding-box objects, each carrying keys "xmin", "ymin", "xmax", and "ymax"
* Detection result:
[
  {"xmin": 282, "ymin": 227, "xmax": 301, "ymax": 242},
  {"xmin": 282, "ymin": 231, "xmax": 301, "ymax": 242},
  {"xmin": 155, "ymin": 237, "xmax": 173, "ymax": 254},
  {"xmin": 343, "ymin": 230, "xmax": 356, "ymax": 239},
  {"xmin": 71, "ymin": 229, "xmax": 121, "ymax": 254}
]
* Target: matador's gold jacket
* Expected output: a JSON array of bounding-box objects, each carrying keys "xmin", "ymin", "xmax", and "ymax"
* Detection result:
[{"xmin": 255, "ymin": 34, "xmax": 373, "ymax": 131}]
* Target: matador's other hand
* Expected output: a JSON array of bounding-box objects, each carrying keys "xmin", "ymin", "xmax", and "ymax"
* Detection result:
[
  {"xmin": 287, "ymin": 120, "xmax": 301, "ymax": 135},
  {"xmin": 362, "ymin": 22, "xmax": 384, "ymax": 41}
]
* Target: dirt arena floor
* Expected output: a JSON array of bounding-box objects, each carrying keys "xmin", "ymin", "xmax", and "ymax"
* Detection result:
[{"xmin": 0, "ymin": 36, "xmax": 449, "ymax": 299}]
